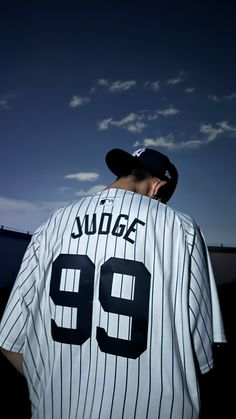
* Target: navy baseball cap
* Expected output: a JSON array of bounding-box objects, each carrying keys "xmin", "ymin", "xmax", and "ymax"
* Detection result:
[{"xmin": 105, "ymin": 147, "xmax": 178, "ymax": 202}]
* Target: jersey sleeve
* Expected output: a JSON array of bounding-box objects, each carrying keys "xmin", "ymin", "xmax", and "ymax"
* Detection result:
[
  {"xmin": 0, "ymin": 227, "xmax": 42, "ymax": 353},
  {"xmin": 188, "ymin": 225, "xmax": 226, "ymax": 374}
]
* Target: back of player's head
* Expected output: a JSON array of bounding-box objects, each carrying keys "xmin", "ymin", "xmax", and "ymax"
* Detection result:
[{"xmin": 105, "ymin": 147, "xmax": 178, "ymax": 203}]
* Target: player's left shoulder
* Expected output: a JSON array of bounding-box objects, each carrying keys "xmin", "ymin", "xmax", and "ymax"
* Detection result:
[
  {"xmin": 177, "ymin": 210, "xmax": 198, "ymax": 228},
  {"xmin": 168, "ymin": 205, "xmax": 202, "ymax": 244},
  {"xmin": 159, "ymin": 201, "xmax": 191, "ymax": 225}
]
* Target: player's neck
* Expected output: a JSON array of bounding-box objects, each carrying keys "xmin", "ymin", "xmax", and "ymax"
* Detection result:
[{"xmin": 106, "ymin": 177, "xmax": 137, "ymax": 193}]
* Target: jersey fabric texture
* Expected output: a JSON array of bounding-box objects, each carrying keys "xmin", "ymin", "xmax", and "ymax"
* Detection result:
[{"xmin": 0, "ymin": 188, "xmax": 226, "ymax": 419}]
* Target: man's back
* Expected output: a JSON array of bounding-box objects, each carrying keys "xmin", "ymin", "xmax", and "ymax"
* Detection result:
[{"xmin": 0, "ymin": 188, "xmax": 225, "ymax": 418}]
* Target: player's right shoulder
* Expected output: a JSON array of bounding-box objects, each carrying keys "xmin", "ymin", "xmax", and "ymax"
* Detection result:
[{"xmin": 30, "ymin": 200, "xmax": 83, "ymax": 241}]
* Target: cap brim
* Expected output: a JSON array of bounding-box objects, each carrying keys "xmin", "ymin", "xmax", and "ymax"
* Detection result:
[{"xmin": 106, "ymin": 148, "xmax": 144, "ymax": 177}]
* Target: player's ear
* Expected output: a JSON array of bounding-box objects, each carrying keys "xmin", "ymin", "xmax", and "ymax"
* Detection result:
[{"xmin": 151, "ymin": 178, "xmax": 167, "ymax": 200}]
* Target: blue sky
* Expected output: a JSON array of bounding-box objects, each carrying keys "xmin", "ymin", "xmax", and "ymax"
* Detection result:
[{"xmin": 0, "ymin": 0, "xmax": 236, "ymax": 245}]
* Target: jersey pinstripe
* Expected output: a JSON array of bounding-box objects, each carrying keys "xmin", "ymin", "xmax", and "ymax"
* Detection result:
[{"xmin": 0, "ymin": 188, "xmax": 226, "ymax": 419}]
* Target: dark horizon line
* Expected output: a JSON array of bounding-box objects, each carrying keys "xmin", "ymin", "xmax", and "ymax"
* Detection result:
[{"xmin": 1, "ymin": 225, "xmax": 236, "ymax": 251}]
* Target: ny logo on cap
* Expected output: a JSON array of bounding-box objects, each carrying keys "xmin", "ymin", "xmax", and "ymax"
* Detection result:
[
  {"xmin": 165, "ymin": 170, "xmax": 171, "ymax": 179},
  {"xmin": 132, "ymin": 148, "xmax": 146, "ymax": 157}
]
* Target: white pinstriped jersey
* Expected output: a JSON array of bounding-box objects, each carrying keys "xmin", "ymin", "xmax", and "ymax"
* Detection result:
[{"xmin": 0, "ymin": 188, "xmax": 226, "ymax": 419}]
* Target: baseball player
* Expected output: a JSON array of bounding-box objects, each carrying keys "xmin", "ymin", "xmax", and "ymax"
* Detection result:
[{"xmin": 0, "ymin": 147, "xmax": 226, "ymax": 419}]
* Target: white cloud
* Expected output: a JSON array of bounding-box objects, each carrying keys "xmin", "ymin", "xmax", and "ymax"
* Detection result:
[
  {"xmin": 98, "ymin": 112, "xmax": 146, "ymax": 133},
  {"xmin": 151, "ymin": 81, "xmax": 160, "ymax": 91},
  {"xmin": 97, "ymin": 78, "xmax": 109, "ymax": 87},
  {"xmin": 0, "ymin": 196, "xmax": 66, "ymax": 232},
  {"xmin": 65, "ymin": 172, "xmax": 99, "ymax": 182},
  {"xmin": 208, "ymin": 95, "xmax": 220, "ymax": 102},
  {"xmin": 90, "ymin": 87, "xmax": 97, "ymax": 94},
  {"xmin": 98, "ymin": 106, "xmax": 179, "ymax": 133},
  {"xmin": 116, "ymin": 113, "xmax": 138, "ymax": 125},
  {"xmin": 223, "ymin": 91, "xmax": 236, "ymax": 100},
  {"xmin": 146, "ymin": 112, "xmax": 159, "ymax": 121},
  {"xmin": 166, "ymin": 77, "xmax": 183, "ymax": 85},
  {"xmin": 134, "ymin": 135, "xmax": 176, "ymax": 149},
  {"xmin": 134, "ymin": 120, "xmax": 236, "ymax": 151},
  {"xmin": 96, "ymin": 79, "xmax": 136, "ymax": 93},
  {"xmin": 145, "ymin": 106, "xmax": 179, "ymax": 120},
  {"xmin": 185, "ymin": 88, "xmax": 195, "ymax": 93},
  {"xmin": 75, "ymin": 185, "xmax": 106, "ymax": 197},
  {"xmin": 59, "ymin": 187, "xmax": 71, "ymax": 194},
  {"xmin": 218, "ymin": 120, "xmax": 236, "ymax": 134},
  {"xmin": 144, "ymin": 80, "xmax": 160, "ymax": 91},
  {"xmin": 157, "ymin": 106, "xmax": 179, "ymax": 117},
  {"xmin": 69, "ymin": 95, "xmax": 90, "ymax": 108},
  {"xmin": 200, "ymin": 121, "xmax": 236, "ymax": 141},
  {"xmin": 209, "ymin": 92, "xmax": 236, "ymax": 102},
  {"xmin": 0, "ymin": 99, "xmax": 9, "ymax": 110},
  {"xmin": 98, "ymin": 118, "xmax": 113, "ymax": 130},
  {"xmin": 0, "ymin": 196, "xmax": 39, "ymax": 212},
  {"xmin": 109, "ymin": 80, "xmax": 136, "ymax": 92},
  {"xmin": 127, "ymin": 122, "xmax": 146, "ymax": 133},
  {"xmin": 134, "ymin": 135, "xmax": 206, "ymax": 151},
  {"xmin": 0, "ymin": 93, "xmax": 21, "ymax": 110},
  {"xmin": 200, "ymin": 123, "xmax": 224, "ymax": 141}
]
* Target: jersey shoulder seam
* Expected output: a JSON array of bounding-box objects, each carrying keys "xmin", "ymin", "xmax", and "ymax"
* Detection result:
[{"xmin": 174, "ymin": 210, "xmax": 198, "ymax": 256}]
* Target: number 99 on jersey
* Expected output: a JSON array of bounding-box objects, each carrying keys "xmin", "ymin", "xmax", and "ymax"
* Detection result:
[{"xmin": 49, "ymin": 254, "xmax": 151, "ymax": 359}]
